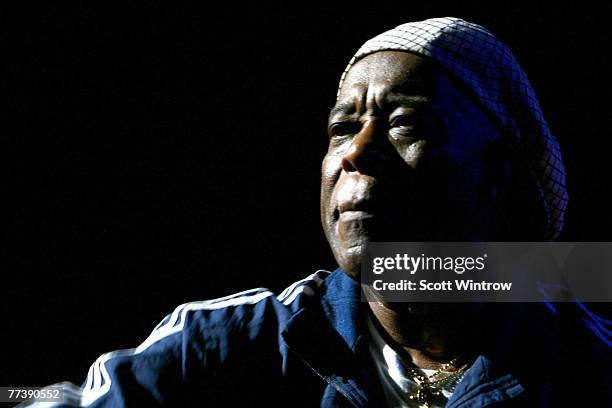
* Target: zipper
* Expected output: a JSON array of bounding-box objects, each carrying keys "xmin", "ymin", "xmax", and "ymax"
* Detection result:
[{"xmin": 282, "ymin": 338, "xmax": 362, "ymax": 407}]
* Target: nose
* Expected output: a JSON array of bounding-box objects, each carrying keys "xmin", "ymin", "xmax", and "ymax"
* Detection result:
[{"xmin": 341, "ymin": 119, "xmax": 385, "ymax": 174}]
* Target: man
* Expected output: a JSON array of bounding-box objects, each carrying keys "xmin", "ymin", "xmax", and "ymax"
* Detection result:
[{"xmin": 22, "ymin": 17, "xmax": 608, "ymax": 407}]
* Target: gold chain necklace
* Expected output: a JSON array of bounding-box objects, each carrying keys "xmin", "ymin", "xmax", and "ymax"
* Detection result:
[{"xmin": 405, "ymin": 357, "xmax": 468, "ymax": 408}]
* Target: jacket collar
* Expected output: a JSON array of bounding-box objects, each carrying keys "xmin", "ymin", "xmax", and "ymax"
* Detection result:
[
  {"xmin": 445, "ymin": 355, "xmax": 525, "ymax": 407},
  {"xmin": 280, "ymin": 269, "xmax": 379, "ymax": 407},
  {"xmin": 281, "ymin": 269, "xmax": 526, "ymax": 407}
]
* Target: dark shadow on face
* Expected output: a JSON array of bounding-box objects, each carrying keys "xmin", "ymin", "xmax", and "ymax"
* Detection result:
[{"xmin": 321, "ymin": 51, "xmax": 545, "ymax": 278}]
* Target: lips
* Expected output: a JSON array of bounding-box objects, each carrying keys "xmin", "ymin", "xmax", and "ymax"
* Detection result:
[
  {"xmin": 338, "ymin": 210, "xmax": 375, "ymax": 223},
  {"xmin": 337, "ymin": 199, "xmax": 376, "ymax": 214},
  {"xmin": 335, "ymin": 199, "xmax": 378, "ymax": 227}
]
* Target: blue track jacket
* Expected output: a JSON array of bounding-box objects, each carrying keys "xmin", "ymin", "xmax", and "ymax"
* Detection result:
[{"xmin": 20, "ymin": 269, "xmax": 611, "ymax": 407}]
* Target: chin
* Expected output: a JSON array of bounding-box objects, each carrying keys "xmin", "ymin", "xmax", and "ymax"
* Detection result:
[
  {"xmin": 325, "ymin": 220, "xmax": 370, "ymax": 278},
  {"xmin": 336, "ymin": 243, "xmax": 367, "ymax": 279}
]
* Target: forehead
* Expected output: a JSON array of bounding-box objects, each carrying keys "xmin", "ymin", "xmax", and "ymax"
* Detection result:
[{"xmin": 337, "ymin": 51, "xmax": 437, "ymax": 101}]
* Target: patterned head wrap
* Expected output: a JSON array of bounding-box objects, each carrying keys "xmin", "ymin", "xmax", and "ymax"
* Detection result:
[{"xmin": 337, "ymin": 17, "xmax": 568, "ymax": 240}]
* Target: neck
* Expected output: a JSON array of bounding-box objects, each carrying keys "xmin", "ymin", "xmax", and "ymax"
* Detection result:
[{"xmin": 367, "ymin": 301, "xmax": 479, "ymax": 370}]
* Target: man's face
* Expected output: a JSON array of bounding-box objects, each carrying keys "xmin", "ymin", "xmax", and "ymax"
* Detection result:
[{"xmin": 321, "ymin": 51, "xmax": 505, "ymax": 278}]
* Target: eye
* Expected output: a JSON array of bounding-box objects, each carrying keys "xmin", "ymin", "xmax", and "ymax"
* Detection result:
[
  {"xmin": 389, "ymin": 115, "xmax": 418, "ymax": 140},
  {"xmin": 390, "ymin": 114, "xmax": 418, "ymax": 128},
  {"xmin": 328, "ymin": 121, "xmax": 360, "ymax": 138}
]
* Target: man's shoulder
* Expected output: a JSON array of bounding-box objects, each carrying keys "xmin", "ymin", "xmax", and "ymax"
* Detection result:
[
  {"xmin": 275, "ymin": 269, "xmax": 332, "ymax": 311},
  {"xmin": 17, "ymin": 270, "xmax": 338, "ymax": 408},
  {"xmin": 157, "ymin": 269, "xmax": 334, "ymax": 341}
]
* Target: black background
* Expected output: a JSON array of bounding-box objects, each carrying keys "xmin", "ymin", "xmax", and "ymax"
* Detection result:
[{"xmin": 7, "ymin": 2, "xmax": 612, "ymax": 389}]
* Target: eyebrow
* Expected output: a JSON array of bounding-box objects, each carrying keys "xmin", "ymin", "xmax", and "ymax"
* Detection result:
[
  {"xmin": 329, "ymin": 101, "xmax": 355, "ymax": 118},
  {"xmin": 329, "ymin": 95, "xmax": 430, "ymax": 119},
  {"xmin": 386, "ymin": 94, "xmax": 430, "ymax": 107}
]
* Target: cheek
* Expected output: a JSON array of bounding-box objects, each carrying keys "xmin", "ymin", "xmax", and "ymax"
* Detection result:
[
  {"xmin": 395, "ymin": 140, "xmax": 427, "ymax": 168},
  {"xmin": 443, "ymin": 123, "xmax": 500, "ymax": 198},
  {"xmin": 423, "ymin": 140, "xmax": 496, "ymax": 212},
  {"xmin": 321, "ymin": 153, "xmax": 338, "ymax": 180},
  {"xmin": 320, "ymin": 153, "xmax": 339, "ymax": 228},
  {"xmin": 320, "ymin": 149, "xmax": 344, "ymax": 196}
]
